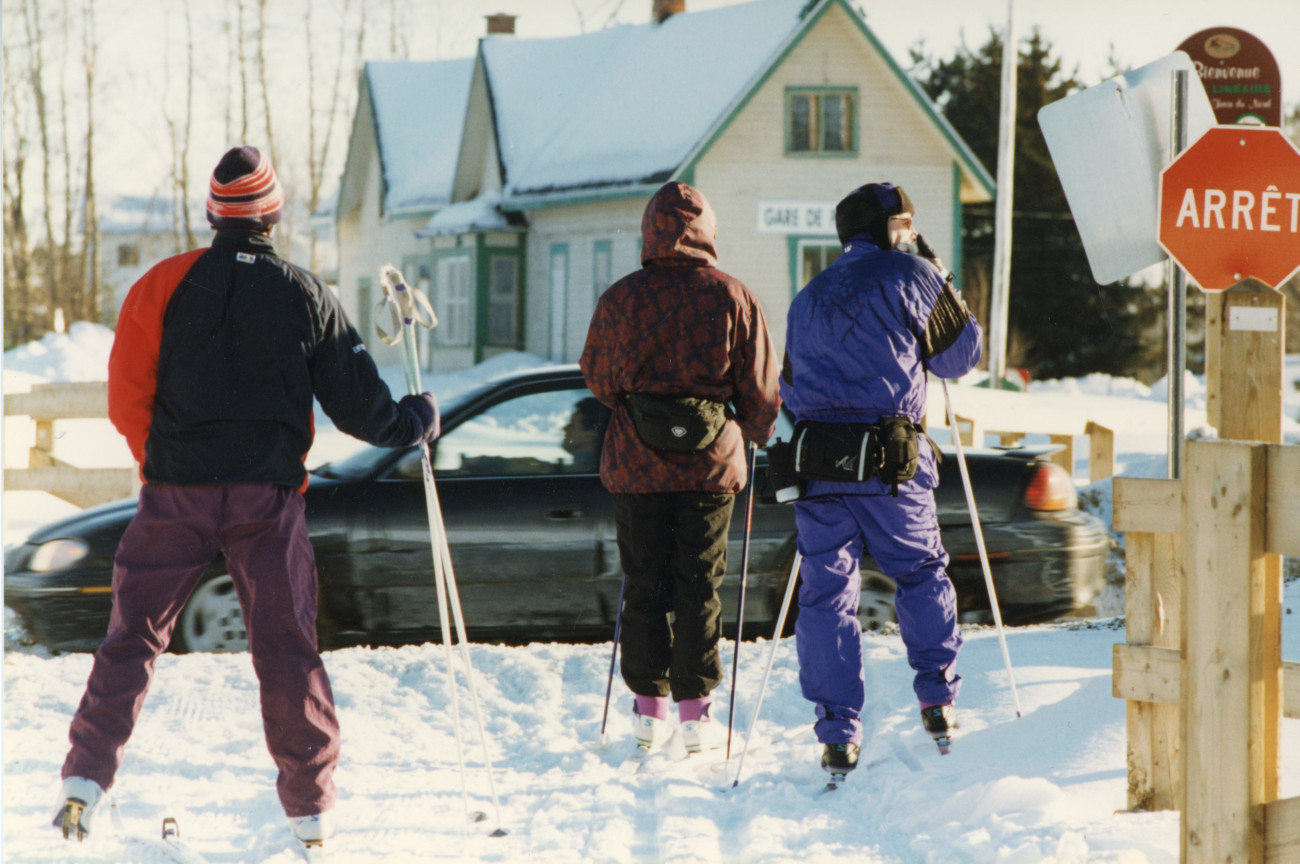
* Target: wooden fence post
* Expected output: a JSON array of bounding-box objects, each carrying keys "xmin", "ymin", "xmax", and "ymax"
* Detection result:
[{"xmin": 1181, "ymin": 440, "xmax": 1274, "ymax": 864}]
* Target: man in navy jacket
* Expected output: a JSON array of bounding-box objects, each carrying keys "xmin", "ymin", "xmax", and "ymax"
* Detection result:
[
  {"xmin": 53, "ymin": 146, "xmax": 439, "ymax": 850},
  {"xmin": 780, "ymin": 182, "xmax": 982, "ymax": 777}
]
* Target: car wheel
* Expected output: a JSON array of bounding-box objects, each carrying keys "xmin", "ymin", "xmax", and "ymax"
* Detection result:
[
  {"xmin": 174, "ymin": 572, "xmax": 248, "ymax": 653},
  {"xmin": 857, "ymin": 571, "xmax": 897, "ymax": 631}
]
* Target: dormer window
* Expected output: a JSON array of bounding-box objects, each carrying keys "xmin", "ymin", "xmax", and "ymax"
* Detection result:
[{"xmin": 786, "ymin": 88, "xmax": 856, "ymax": 155}]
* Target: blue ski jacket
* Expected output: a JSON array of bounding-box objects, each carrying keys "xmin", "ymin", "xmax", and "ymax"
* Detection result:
[{"xmin": 778, "ymin": 235, "xmax": 982, "ymax": 494}]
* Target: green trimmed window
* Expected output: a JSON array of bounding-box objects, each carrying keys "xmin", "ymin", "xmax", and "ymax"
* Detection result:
[{"xmin": 786, "ymin": 88, "xmax": 856, "ymax": 155}]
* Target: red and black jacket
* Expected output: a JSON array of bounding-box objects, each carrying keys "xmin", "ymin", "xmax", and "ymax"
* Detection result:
[
  {"xmin": 108, "ymin": 229, "xmax": 415, "ymax": 491},
  {"xmin": 579, "ymin": 183, "xmax": 781, "ymax": 495}
]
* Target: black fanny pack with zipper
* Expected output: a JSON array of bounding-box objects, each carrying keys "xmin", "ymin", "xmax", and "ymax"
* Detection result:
[
  {"xmin": 774, "ymin": 416, "xmax": 925, "ymax": 497},
  {"xmin": 624, "ymin": 393, "xmax": 730, "ymax": 452}
]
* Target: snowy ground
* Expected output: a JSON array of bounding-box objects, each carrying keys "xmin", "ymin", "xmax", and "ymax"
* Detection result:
[{"xmin": 4, "ymin": 323, "xmax": 1300, "ymax": 863}]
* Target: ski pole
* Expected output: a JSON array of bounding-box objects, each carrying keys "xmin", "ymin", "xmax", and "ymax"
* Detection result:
[
  {"xmin": 725, "ymin": 442, "xmax": 759, "ymax": 761},
  {"xmin": 376, "ymin": 265, "xmax": 509, "ymax": 835},
  {"xmin": 940, "ymin": 377, "xmax": 1022, "ymax": 718},
  {"xmin": 731, "ymin": 548, "xmax": 801, "ymax": 789},
  {"xmin": 598, "ymin": 570, "xmax": 629, "ymax": 748}
]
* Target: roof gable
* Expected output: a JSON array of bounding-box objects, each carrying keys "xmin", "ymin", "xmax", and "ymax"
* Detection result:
[
  {"xmin": 361, "ymin": 59, "xmax": 475, "ymax": 215},
  {"xmin": 678, "ymin": 0, "xmax": 993, "ymax": 201},
  {"xmin": 481, "ymin": 0, "xmax": 809, "ymax": 197}
]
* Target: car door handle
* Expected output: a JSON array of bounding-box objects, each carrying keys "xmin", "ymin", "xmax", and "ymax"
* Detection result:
[{"xmin": 547, "ymin": 507, "xmax": 584, "ymax": 520}]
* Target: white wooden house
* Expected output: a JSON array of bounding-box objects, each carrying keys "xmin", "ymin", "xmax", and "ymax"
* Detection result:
[{"xmin": 333, "ymin": 0, "xmax": 993, "ymax": 370}]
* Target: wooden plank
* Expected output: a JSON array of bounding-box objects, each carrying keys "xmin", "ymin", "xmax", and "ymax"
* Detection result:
[
  {"xmin": 1085, "ymin": 421, "xmax": 1114, "ymax": 483},
  {"xmin": 1113, "ymin": 477, "xmax": 1180, "ymax": 534},
  {"xmin": 3, "ymin": 381, "xmax": 108, "ymax": 420},
  {"xmin": 1264, "ymin": 795, "xmax": 1300, "ymax": 864},
  {"xmin": 1267, "ymin": 445, "xmax": 1300, "ymax": 556},
  {"xmin": 1181, "ymin": 440, "xmax": 1270, "ymax": 864},
  {"xmin": 1218, "ymin": 279, "xmax": 1283, "ymax": 444},
  {"xmin": 1112, "ymin": 644, "xmax": 1179, "ymax": 704},
  {"xmin": 2, "ymin": 466, "xmax": 134, "ymax": 508},
  {"xmin": 1109, "ymin": 653, "xmax": 1300, "ymax": 720},
  {"xmin": 1048, "ymin": 433, "xmax": 1073, "ymax": 474},
  {"xmin": 1121, "ymin": 532, "xmax": 1183, "ymax": 811}
]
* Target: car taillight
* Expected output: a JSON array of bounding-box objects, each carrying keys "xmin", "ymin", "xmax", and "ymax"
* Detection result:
[{"xmin": 1022, "ymin": 462, "xmax": 1077, "ymax": 511}]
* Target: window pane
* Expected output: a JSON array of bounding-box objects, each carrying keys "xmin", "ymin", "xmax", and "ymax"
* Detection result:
[
  {"xmin": 789, "ymin": 94, "xmax": 812, "ymax": 152},
  {"xmin": 489, "ymin": 256, "xmax": 518, "ymax": 345},
  {"xmin": 800, "ymin": 243, "xmax": 842, "ymax": 284},
  {"xmin": 822, "ymin": 94, "xmax": 848, "ymax": 151},
  {"xmin": 437, "ymin": 257, "xmax": 470, "ymax": 345},
  {"xmin": 429, "ymin": 386, "xmax": 608, "ymax": 477}
]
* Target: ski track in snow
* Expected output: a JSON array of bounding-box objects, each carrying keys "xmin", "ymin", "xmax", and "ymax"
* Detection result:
[
  {"xmin": 6, "ymin": 621, "xmax": 1254, "ymax": 863},
  {"xmin": 5, "ymin": 330, "xmax": 1299, "ymax": 862}
]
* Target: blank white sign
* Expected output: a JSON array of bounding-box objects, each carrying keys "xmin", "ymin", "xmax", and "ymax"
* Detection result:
[{"xmin": 1038, "ymin": 52, "xmax": 1216, "ymax": 285}]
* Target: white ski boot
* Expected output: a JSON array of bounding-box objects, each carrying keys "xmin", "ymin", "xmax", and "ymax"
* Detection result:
[
  {"xmin": 681, "ymin": 715, "xmax": 725, "ymax": 754},
  {"xmin": 52, "ymin": 776, "xmax": 106, "ymax": 842},
  {"xmin": 289, "ymin": 811, "xmax": 336, "ymax": 850}
]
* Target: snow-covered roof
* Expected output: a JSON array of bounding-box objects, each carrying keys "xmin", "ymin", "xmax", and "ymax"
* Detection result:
[
  {"xmin": 416, "ymin": 191, "xmax": 516, "ymax": 237},
  {"xmin": 365, "ymin": 59, "xmax": 475, "ymax": 213},
  {"xmin": 482, "ymin": 0, "xmax": 809, "ymax": 197}
]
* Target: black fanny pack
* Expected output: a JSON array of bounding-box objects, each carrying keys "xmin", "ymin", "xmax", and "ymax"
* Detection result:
[
  {"xmin": 625, "ymin": 393, "xmax": 729, "ymax": 452},
  {"xmin": 787, "ymin": 417, "xmax": 922, "ymax": 496}
]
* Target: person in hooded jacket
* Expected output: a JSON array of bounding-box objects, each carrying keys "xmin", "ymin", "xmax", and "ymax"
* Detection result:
[
  {"xmin": 780, "ymin": 182, "xmax": 981, "ymax": 778},
  {"xmin": 580, "ymin": 181, "xmax": 780, "ymax": 754},
  {"xmin": 53, "ymin": 146, "xmax": 440, "ymax": 850}
]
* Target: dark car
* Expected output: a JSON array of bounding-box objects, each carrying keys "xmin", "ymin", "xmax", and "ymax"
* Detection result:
[{"xmin": 4, "ymin": 365, "xmax": 1111, "ymax": 653}]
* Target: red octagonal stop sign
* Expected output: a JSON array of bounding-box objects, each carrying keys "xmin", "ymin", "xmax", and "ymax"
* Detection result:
[{"xmin": 1158, "ymin": 126, "xmax": 1300, "ymax": 292}]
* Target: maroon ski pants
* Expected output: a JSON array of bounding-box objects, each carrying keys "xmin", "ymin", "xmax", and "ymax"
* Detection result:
[{"xmin": 61, "ymin": 483, "xmax": 340, "ymax": 818}]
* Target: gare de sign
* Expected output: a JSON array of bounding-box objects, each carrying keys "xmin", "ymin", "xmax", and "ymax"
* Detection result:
[{"xmin": 1158, "ymin": 126, "xmax": 1300, "ymax": 292}]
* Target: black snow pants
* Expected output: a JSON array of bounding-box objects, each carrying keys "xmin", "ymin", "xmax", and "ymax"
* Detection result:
[{"xmin": 613, "ymin": 491, "xmax": 735, "ymax": 703}]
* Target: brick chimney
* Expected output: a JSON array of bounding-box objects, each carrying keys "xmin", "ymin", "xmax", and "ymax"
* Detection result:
[
  {"xmin": 653, "ymin": 0, "xmax": 684, "ymax": 24},
  {"xmin": 485, "ymin": 13, "xmax": 517, "ymax": 35}
]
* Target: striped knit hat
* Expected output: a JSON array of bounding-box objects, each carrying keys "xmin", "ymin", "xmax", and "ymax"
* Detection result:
[{"xmin": 206, "ymin": 146, "xmax": 284, "ymax": 230}]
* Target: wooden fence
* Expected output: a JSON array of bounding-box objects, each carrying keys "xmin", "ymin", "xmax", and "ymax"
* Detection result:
[
  {"xmin": 4, "ymin": 381, "xmax": 136, "ymax": 507},
  {"xmin": 1110, "ymin": 278, "xmax": 1296, "ymax": 864}
]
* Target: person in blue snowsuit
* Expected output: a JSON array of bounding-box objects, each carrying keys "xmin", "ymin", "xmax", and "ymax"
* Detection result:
[{"xmin": 779, "ymin": 182, "xmax": 982, "ymax": 777}]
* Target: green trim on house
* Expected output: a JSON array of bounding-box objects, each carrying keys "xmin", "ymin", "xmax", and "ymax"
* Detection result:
[
  {"xmin": 592, "ymin": 240, "xmax": 613, "ymax": 296},
  {"xmin": 784, "ymin": 234, "xmax": 842, "ymax": 299},
  {"xmin": 838, "ymin": 1, "xmax": 994, "ymax": 197},
  {"xmin": 471, "ymin": 233, "xmax": 526, "ymax": 361},
  {"xmin": 783, "ymin": 86, "xmax": 860, "ymax": 158},
  {"xmin": 676, "ymin": 0, "xmax": 993, "ymax": 198},
  {"xmin": 499, "ymin": 184, "xmax": 660, "ymax": 213}
]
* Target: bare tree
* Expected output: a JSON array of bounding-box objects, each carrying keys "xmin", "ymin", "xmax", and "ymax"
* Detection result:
[
  {"xmin": 58, "ymin": 0, "xmax": 78, "ymax": 321},
  {"xmin": 305, "ymin": 0, "xmax": 359, "ymax": 271},
  {"xmin": 24, "ymin": 0, "xmax": 60, "ymax": 331},
  {"xmin": 169, "ymin": 0, "xmax": 196, "ymax": 251},
  {"xmin": 3, "ymin": 27, "xmax": 36, "ymax": 348},
  {"xmin": 256, "ymin": 0, "xmax": 276, "ymax": 165},
  {"xmin": 81, "ymin": 0, "xmax": 101, "ymax": 324}
]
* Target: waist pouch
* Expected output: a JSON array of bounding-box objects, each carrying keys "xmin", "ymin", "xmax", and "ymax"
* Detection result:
[
  {"xmin": 790, "ymin": 417, "xmax": 921, "ymax": 495},
  {"xmin": 625, "ymin": 393, "xmax": 729, "ymax": 452}
]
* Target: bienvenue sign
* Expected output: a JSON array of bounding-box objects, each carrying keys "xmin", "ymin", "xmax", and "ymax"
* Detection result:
[{"xmin": 756, "ymin": 200, "xmax": 838, "ymax": 235}]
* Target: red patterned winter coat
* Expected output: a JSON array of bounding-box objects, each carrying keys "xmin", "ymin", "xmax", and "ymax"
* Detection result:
[{"xmin": 580, "ymin": 182, "xmax": 781, "ymax": 494}]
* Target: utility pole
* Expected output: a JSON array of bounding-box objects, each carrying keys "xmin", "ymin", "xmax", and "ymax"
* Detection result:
[{"xmin": 986, "ymin": 0, "xmax": 1017, "ymax": 388}]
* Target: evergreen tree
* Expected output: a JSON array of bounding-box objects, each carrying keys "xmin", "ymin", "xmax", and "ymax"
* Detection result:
[{"xmin": 913, "ymin": 30, "xmax": 1166, "ymax": 382}]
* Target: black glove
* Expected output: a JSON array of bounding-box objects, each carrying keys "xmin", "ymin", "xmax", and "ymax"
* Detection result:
[
  {"xmin": 914, "ymin": 234, "xmax": 947, "ymax": 277},
  {"xmin": 399, "ymin": 392, "xmax": 440, "ymax": 446}
]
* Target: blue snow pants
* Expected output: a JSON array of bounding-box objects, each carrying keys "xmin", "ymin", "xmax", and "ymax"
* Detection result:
[{"xmin": 793, "ymin": 489, "xmax": 962, "ymax": 745}]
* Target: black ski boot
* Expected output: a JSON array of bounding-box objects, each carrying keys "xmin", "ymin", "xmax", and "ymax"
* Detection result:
[
  {"xmin": 820, "ymin": 742, "xmax": 859, "ymax": 790},
  {"xmin": 921, "ymin": 704, "xmax": 958, "ymax": 754}
]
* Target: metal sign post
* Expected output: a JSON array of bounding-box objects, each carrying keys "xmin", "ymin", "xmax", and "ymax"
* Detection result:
[{"xmin": 1167, "ymin": 71, "xmax": 1188, "ymax": 479}]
